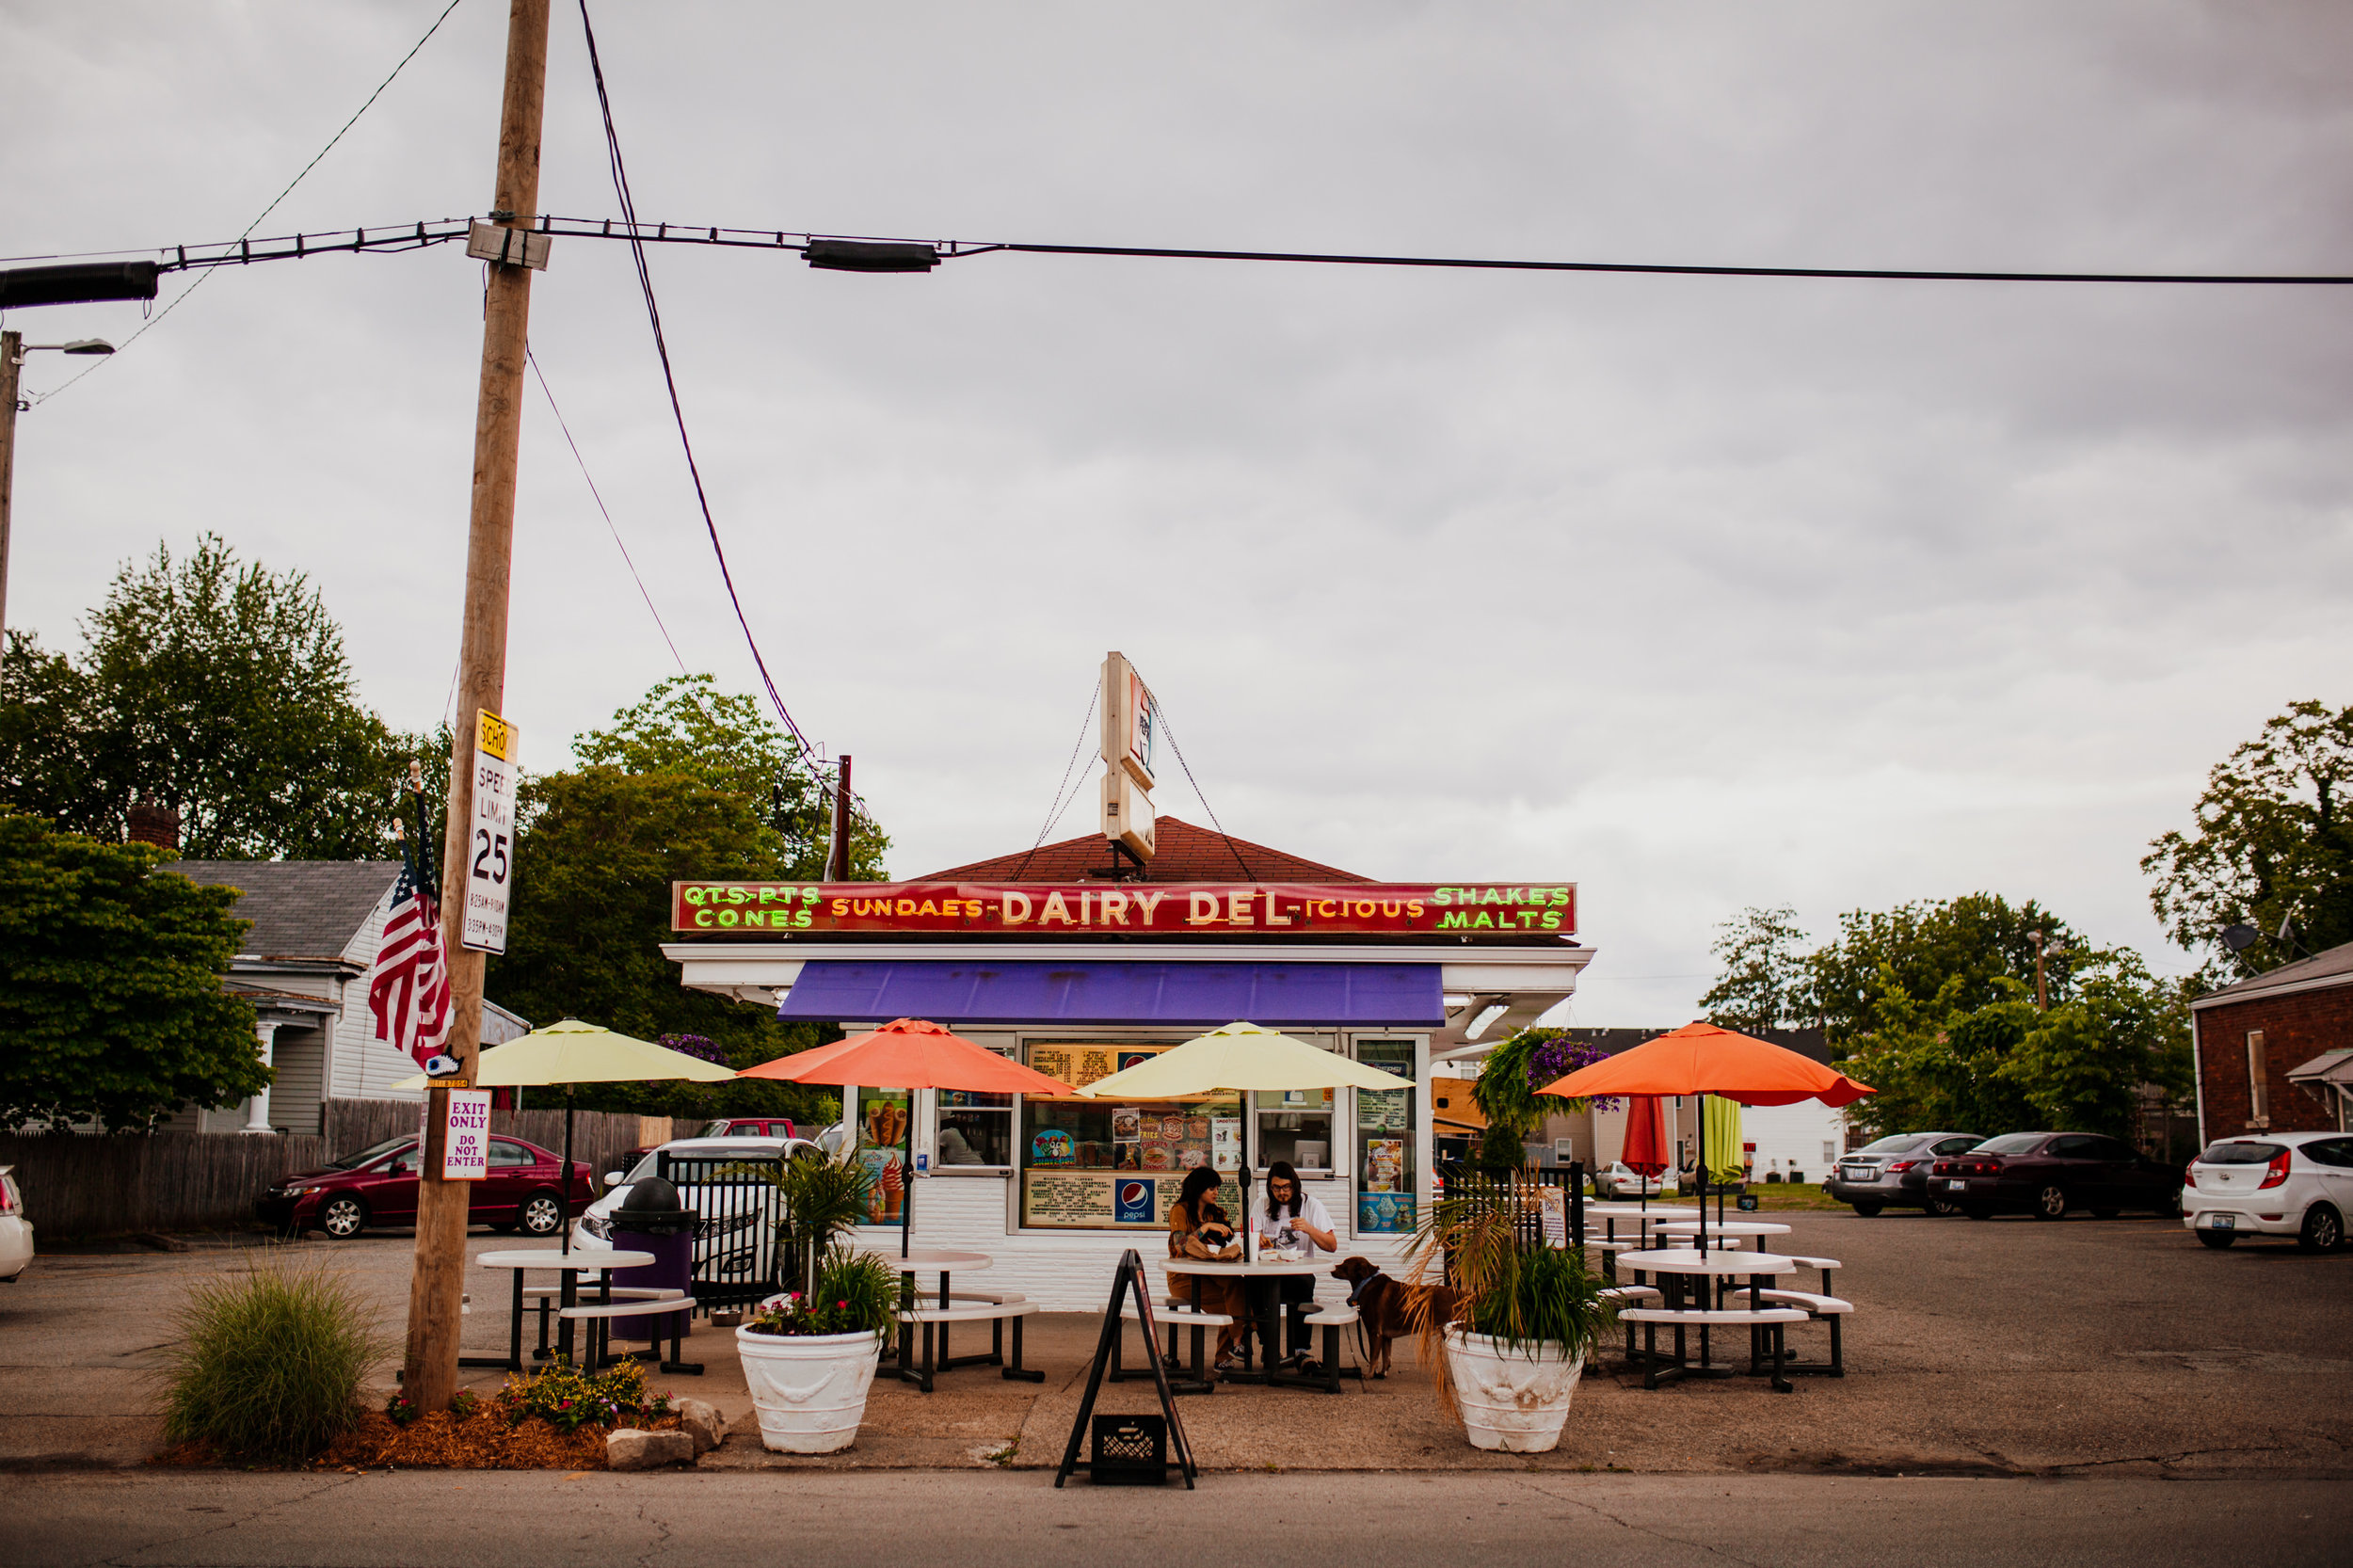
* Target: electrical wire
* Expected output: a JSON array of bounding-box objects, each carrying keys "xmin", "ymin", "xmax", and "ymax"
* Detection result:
[
  {"xmin": 25, "ymin": 0, "xmax": 467, "ymax": 404},
  {"xmin": 1156, "ymin": 703, "xmax": 1254, "ymax": 878},
  {"xmin": 575, "ymin": 0, "xmax": 817, "ymax": 765},
  {"xmin": 526, "ymin": 344, "xmax": 690, "ymax": 678},
  {"xmin": 1012, "ymin": 680, "xmax": 1101, "ymax": 881}
]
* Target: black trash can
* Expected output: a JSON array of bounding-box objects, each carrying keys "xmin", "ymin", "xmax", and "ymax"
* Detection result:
[{"xmin": 608, "ymin": 1176, "xmax": 696, "ymax": 1352}]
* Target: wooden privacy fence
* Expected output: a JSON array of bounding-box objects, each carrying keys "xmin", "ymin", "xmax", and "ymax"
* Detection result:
[
  {"xmin": 0, "ymin": 1131, "xmax": 328, "ymax": 1238},
  {"xmin": 1, "ymin": 1103, "xmax": 675, "ymax": 1239}
]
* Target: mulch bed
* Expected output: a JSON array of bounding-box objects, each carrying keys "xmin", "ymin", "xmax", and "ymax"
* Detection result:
[{"xmin": 152, "ymin": 1410, "xmax": 684, "ymax": 1471}]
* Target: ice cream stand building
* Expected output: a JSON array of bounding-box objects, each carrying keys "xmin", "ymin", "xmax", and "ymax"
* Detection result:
[{"xmin": 661, "ymin": 657, "xmax": 1593, "ymax": 1309}]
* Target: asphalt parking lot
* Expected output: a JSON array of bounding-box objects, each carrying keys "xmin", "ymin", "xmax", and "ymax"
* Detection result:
[{"xmin": 1, "ymin": 1206, "xmax": 2346, "ymax": 1476}]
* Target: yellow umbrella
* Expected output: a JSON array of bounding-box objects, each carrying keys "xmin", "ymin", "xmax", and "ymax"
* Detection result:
[
  {"xmin": 1076, "ymin": 1022, "xmax": 1403, "ymax": 1245},
  {"xmin": 392, "ymin": 1018, "xmax": 736, "ymax": 1251}
]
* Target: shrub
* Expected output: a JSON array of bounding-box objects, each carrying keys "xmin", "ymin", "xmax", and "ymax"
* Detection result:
[{"xmin": 161, "ymin": 1261, "xmax": 383, "ymax": 1461}]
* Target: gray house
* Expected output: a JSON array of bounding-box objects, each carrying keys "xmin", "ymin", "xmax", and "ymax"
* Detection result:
[{"xmin": 165, "ymin": 861, "xmax": 528, "ymax": 1135}]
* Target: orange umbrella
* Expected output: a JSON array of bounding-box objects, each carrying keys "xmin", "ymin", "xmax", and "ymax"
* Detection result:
[
  {"xmin": 739, "ymin": 1019, "xmax": 1075, "ymax": 1257},
  {"xmin": 1536, "ymin": 1021, "xmax": 1874, "ymax": 1107},
  {"xmin": 1540, "ymin": 1022, "xmax": 1874, "ymax": 1252}
]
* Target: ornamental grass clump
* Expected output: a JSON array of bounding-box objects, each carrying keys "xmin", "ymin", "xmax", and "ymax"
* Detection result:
[{"xmin": 160, "ymin": 1260, "xmax": 384, "ymax": 1462}]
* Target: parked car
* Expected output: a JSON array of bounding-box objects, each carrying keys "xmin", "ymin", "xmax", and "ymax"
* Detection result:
[
  {"xmin": 1929, "ymin": 1131, "xmax": 2184, "ymax": 1221},
  {"xmin": 1828, "ymin": 1131, "xmax": 1985, "ymax": 1215},
  {"xmin": 257, "ymin": 1132, "xmax": 594, "ymax": 1240},
  {"xmin": 572, "ymin": 1135, "xmax": 826, "ymax": 1296},
  {"xmin": 0, "ymin": 1166, "xmax": 31, "ymax": 1284},
  {"xmin": 2181, "ymin": 1131, "xmax": 2353, "ymax": 1252},
  {"xmin": 612, "ymin": 1116, "xmax": 812, "ymax": 1177},
  {"xmin": 1593, "ymin": 1161, "xmax": 1679, "ymax": 1199}
]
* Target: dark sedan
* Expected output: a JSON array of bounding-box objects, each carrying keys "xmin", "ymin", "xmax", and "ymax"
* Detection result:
[
  {"xmin": 1827, "ymin": 1131, "xmax": 1986, "ymax": 1215},
  {"xmin": 258, "ymin": 1132, "xmax": 595, "ymax": 1240},
  {"xmin": 1929, "ymin": 1131, "xmax": 2183, "ymax": 1221}
]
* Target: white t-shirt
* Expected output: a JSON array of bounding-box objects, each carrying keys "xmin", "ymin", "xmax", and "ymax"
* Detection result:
[{"xmin": 1252, "ymin": 1192, "xmax": 1336, "ymax": 1255}]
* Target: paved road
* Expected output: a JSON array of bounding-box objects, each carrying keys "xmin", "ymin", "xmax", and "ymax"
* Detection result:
[{"xmin": 7, "ymin": 1469, "xmax": 2347, "ymax": 1567}]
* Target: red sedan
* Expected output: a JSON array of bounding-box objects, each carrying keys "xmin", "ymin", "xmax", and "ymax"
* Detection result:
[{"xmin": 257, "ymin": 1133, "xmax": 595, "ymax": 1240}]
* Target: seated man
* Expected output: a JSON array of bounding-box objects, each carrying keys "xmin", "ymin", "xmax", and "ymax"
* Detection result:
[{"xmin": 1251, "ymin": 1160, "xmax": 1337, "ymax": 1362}]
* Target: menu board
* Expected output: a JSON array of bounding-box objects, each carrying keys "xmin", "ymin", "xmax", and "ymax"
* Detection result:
[
  {"xmin": 1363, "ymin": 1138, "xmax": 1405, "ymax": 1193},
  {"xmin": 1028, "ymin": 1044, "xmax": 1160, "ymax": 1096},
  {"xmin": 1022, "ymin": 1171, "xmax": 1177, "ymax": 1229}
]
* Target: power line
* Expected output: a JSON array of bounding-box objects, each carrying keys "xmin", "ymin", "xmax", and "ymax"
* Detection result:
[
  {"xmin": 1012, "ymin": 680, "xmax": 1102, "ymax": 881},
  {"xmin": 25, "ymin": 0, "xmax": 467, "ymax": 404},
  {"xmin": 1156, "ymin": 702, "xmax": 1253, "ymax": 879},
  {"xmin": 575, "ymin": 0, "xmax": 818, "ymax": 765},
  {"xmin": 525, "ymin": 344, "xmax": 689, "ymax": 678}
]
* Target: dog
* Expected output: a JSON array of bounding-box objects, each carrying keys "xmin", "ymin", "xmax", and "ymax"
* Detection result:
[{"xmin": 1332, "ymin": 1256, "xmax": 1459, "ymax": 1379}]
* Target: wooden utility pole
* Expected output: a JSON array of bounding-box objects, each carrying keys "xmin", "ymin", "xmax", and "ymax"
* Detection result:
[
  {"xmin": 827, "ymin": 754, "xmax": 854, "ymax": 880},
  {"xmin": 402, "ymin": 0, "xmax": 552, "ymax": 1410},
  {"xmin": 0, "ymin": 330, "xmax": 21, "ymax": 673}
]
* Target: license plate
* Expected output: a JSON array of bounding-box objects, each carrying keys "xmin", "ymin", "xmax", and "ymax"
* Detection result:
[
  {"xmin": 2207, "ymin": 1214, "xmax": 2234, "ymax": 1231},
  {"xmin": 1944, "ymin": 1179, "xmax": 1969, "ymax": 1191}
]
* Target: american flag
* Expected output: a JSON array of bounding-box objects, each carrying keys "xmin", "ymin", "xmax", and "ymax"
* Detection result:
[{"xmin": 369, "ymin": 850, "xmax": 451, "ymax": 1065}]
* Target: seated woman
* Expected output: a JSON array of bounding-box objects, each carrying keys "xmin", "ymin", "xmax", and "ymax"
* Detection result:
[{"xmin": 1166, "ymin": 1165, "xmax": 1250, "ymax": 1370}]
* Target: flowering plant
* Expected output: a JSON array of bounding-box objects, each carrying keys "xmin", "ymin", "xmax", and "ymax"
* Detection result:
[
  {"xmin": 743, "ymin": 1249, "xmax": 898, "ymax": 1342},
  {"xmin": 659, "ymin": 1033, "xmax": 728, "ymax": 1065},
  {"xmin": 384, "ymin": 1390, "xmax": 421, "ymax": 1427},
  {"xmin": 1525, "ymin": 1035, "xmax": 1620, "ymax": 1112},
  {"xmin": 495, "ymin": 1358, "xmax": 671, "ymax": 1434}
]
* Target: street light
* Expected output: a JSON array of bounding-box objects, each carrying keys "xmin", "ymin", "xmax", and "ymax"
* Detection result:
[{"xmin": 0, "ymin": 333, "xmax": 119, "ymax": 671}]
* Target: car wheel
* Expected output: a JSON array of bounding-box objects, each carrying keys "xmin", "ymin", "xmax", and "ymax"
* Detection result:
[
  {"xmin": 319, "ymin": 1195, "xmax": 368, "ymax": 1240},
  {"xmin": 2297, "ymin": 1203, "xmax": 2344, "ymax": 1254},
  {"xmin": 2196, "ymin": 1230, "xmax": 2236, "ymax": 1250},
  {"xmin": 1963, "ymin": 1205, "xmax": 1993, "ymax": 1221},
  {"xmin": 519, "ymin": 1192, "xmax": 565, "ymax": 1238},
  {"xmin": 1928, "ymin": 1196, "xmax": 1962, "ymax": 1217},
  {"xmin": 1851, "ymin": 1202, "xmax": 1883, "ymax": 1217},
  {"xmin": 2034, "ymin": 1184, "xmax": 2069, "ymax": 1221}
]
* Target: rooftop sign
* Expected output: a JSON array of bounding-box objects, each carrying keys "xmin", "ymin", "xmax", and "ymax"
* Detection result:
[{"xmin": 671, "ymin": 881, "xmax": 1576, "ymax": 938}]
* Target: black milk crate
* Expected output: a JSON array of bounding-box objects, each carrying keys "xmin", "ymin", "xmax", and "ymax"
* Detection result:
[{"xmin": 1089, "ymin": 1415, "xmax": 1171, "ymax": 1484}]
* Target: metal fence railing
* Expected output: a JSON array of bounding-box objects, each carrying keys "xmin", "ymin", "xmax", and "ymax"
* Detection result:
[
  {"xmin": 654, "ymin": 1153, "xmax": 786, "ymax": 1315},
  {"xmin": 1429, "ymin": 1162, "xmax": 1588, "ymax": 1286}
]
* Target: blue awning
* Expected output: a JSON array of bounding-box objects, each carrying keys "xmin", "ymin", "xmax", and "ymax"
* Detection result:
[{"xmin": 776, "ymin": 960, "xmax": 1444, "ymax": 1028}]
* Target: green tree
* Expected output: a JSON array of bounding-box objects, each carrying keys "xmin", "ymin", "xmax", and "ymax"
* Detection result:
[
  {"xmin": 488, "ymin": 766, "xmax": 835, "ymax": 1123},
  {"xmin": 0, "ymin": 536, "xmax": 408, "ymax": 857},
  {"xmin": 1700, "ymin": 906, "xmax": 1812, "ymax": 1031},
  {"xmin": 2142, "ymin": 699, "xmax": 2353, "ymax": 977},
  {"xmin": 1842, "ymin": 950, "xmax": 2190, "ymax": 1142},
  {"xmin": 1804, "ymin": 893, "xmax": 2079, "ymax": 1054},
  {"xmin": 575, "ymin": 674, "xmax": 888, "ymax": 879},
  {"xmin": 0, "ymin": 814, "xmax": 268, "ymax": 1130}
]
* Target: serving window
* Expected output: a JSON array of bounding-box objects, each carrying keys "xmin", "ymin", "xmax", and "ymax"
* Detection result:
[{"xmin": 1018, "ymin": 1043, "xmax": 1241, "ymax": 1230}]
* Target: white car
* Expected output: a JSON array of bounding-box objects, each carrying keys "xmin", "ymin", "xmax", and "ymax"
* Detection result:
[
  {"xmin": 1, "ymin": 1166, "xmax": 32, "ymax": 1284},
  {"xmin": 1593, "ymin": 1161, "xmax": 1679, "ymax": 1200},
  {"xmin": 570, "ymin": 1135, "xmax": 824, "ymax": 1296},
  {"xmin": 2182, "ymin": 1130, "xmax": 2353, "ymax": 1252}
]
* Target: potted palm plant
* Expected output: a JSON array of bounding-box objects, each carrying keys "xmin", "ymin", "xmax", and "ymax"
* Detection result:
[
  {"xmin": 735, "ymin": 1154, "xmax": 898, "ymax": 1453},
  {"xmin": 1407, "ymin": 1185, "xmax": 1614, "ymax": 1453}
]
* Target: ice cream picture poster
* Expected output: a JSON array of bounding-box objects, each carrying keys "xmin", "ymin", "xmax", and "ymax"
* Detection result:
[{"xmin": 856, "ymin": 1147, "xmax": 907, "ymax": 1225}]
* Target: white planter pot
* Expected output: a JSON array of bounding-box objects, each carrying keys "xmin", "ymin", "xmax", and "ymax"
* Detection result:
[
  {"xmin": 736, "ymin": 1326, "xmax": 884, "ymax": 1454},
  {"xmin": 1443, "ymin": 1329, "xmax": 1585, "ymax": 1453}
]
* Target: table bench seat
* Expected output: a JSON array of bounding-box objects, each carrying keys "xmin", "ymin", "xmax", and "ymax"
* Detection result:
[
  {"xmin": 557, "ymin": 1291, "xmax": 697, "ymax": 1377},
  {"xmin": 893, "ymin": 1299, "xmax": 1041, "ymax": 1392},
  {"xmin": 1618, "ymin": 1306, "xmax": 1806, "ymax": 1394},
  {"xmin": 1754, "ymin": 1288, "xmax": 1852, "ymax": 1377}
]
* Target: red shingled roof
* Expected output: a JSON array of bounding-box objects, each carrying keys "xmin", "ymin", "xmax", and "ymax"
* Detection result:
[{"xmin": 920, "ymin": 816, "xmax": 1373, "ymax": 884}]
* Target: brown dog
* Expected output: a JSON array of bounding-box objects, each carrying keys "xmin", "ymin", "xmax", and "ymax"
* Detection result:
[{"xmin": 1332, "ymin": 1256, "xmax": 1458, "ymax": 1379}]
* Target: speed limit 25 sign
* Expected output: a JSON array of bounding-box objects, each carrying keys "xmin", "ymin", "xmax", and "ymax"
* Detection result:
[{"xmin": 461, "ymin": 709, "xmax": 519, "ymax": 954}]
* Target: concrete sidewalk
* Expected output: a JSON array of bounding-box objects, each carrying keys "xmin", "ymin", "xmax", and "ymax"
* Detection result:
[{"xmin": 4, "ymin": 1211, "xmax": 2348, "ymax": 1476}]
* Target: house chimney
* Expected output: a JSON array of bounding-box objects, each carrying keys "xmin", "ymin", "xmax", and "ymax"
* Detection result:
[{"xmin": 126, "ymin": 802, "xmax": 182, "ymax": 852}]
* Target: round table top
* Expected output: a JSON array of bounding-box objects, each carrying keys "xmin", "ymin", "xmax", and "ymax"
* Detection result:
[
  {"xmin": 889, "ymin": 1248, "xmax": 993, "ymax": 1271},
  {"xmin": 1583, "ymin": 1203, "xmax": 1701, "ymax": 1218},
  {"xmin": 478, "ymin": 1248, "xmax": 653, "ymax": 1271},
  {"xmin": 1165, "ymin": 1255, "xmax": 1328, "ymax": 1277},
  {"xmin": 1617, "ymin": 1248, "xmax": 1798, "ymax": 1276},
  {"xmin": 1653, "ymin": 1220, "xmax": 1792, "ymax": 1238}
]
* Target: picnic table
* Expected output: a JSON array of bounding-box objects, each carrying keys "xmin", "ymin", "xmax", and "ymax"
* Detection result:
[
  {"xmin": 1160, "ymin": 1255, "xmax": 1342, "ymax": 1392},
  {"xmin": 1651, "ymin": 1218, "xmax": 1794, "ymax": 1250},
  {"xmin": 879, "ymin": 1249, "xmax": 1040, "ymax": 1392},
  {"xmin": 473, "ymin": 1248, "xmax": 654, "ymax": 1371},
  {"xmin": 1615, "ymin": 1246, "xmax": 1803, "ymax": 1392}
]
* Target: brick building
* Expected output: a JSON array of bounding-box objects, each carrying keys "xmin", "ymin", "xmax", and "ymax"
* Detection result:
[{"xmin": 2190, "ymin": 938, "xmax": 2353, "ymax": 1146}]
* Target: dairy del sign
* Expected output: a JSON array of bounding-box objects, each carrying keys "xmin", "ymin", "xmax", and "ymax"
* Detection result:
[{"xmin": 672, "ymin": 881, "xmax": 1576, "ymax": 938}]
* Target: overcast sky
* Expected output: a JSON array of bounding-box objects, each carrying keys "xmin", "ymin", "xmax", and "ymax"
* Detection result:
[{"xmin": 6, "ymin": 2, "xmax": 2349, "ymax": 1024}]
